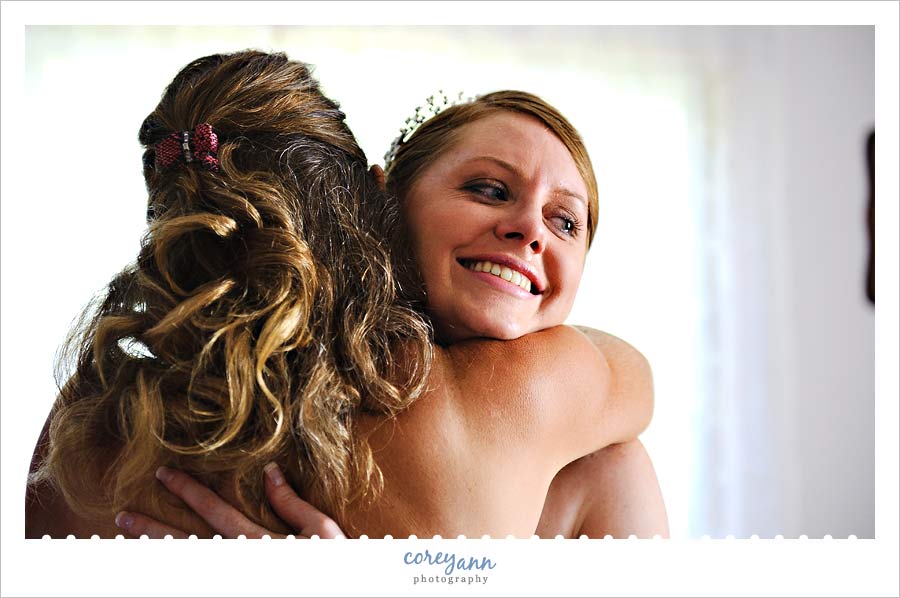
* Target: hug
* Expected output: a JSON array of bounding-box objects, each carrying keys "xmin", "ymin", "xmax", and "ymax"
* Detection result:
[{"xmin": 26, "ymin": 50, "xmax": 666, "ymax": 539}]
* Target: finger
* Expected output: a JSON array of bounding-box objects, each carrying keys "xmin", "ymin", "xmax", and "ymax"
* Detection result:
[
  {"xmin": 263, "ymin": 463, "xmax": 346, "ymax": 538},
  {"xmin": 115, "ymin": 511, "xmax": 190, "ymax": 539},
  {"xmin": 155, "ymin": 466, "xmax": 272, "ymax": 538}
]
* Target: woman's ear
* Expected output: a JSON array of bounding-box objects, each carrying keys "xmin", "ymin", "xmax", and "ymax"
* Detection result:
[{"xmin": 369, "ymin": 165, "xmax": 386, "ymax": 191}]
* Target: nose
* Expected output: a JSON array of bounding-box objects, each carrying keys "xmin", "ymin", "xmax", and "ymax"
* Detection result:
[{"xmin": 494, "ymin": 205, "xmax": 546, "ymax": 253}]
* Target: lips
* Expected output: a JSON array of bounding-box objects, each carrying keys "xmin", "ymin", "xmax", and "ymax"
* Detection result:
[{"xmin": 457, "ymin": 256, "xmax": 543, "ymax": 295}]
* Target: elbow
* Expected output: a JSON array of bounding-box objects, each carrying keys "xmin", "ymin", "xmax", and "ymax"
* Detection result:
[
  {"xmin": 642, "ymin": 353, "xmax": 655, "ymax": 434},
  {"xmin": 630, "ymin": 347, "xmax": 655, "ymax": 436}
]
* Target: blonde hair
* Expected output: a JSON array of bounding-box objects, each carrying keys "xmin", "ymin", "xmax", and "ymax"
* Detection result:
[
  {"xmin": 33, "ymin": 51, "xmax": 432, "ymax": 528},
  {"xmin": 385, "ymin": 90, "xmax": 600, "ymax": 246}
]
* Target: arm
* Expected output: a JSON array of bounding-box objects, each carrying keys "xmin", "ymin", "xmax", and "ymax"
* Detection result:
[
  {"xmin": 571, "ymin": 325, "xmax": 655, "ymax": 442},
  {"xmin": 447, "ymin": 325, "xmax": 654, "ymax": 471},
  {"xmin": 533, "ymin": 329, "xmax": 662, "ymax": 538},
  {"xmin": 558, "ymin": 329, "xmax": 663, "ymax": 538},
  {"xmin": 537, "ymin": 440, "xmax": 669, "ymax": 538},
  {"xmin": 576, "ymin": 440, "xmax": 668, "ymax": 538}
]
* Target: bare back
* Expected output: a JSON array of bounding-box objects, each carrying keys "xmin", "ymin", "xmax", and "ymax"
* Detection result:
[{"xmin": 27, "ymin": 326, "xmax": 651, "ymax": 538}]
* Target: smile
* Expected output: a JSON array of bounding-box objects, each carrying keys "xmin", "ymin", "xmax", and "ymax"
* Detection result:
[{"xmin": 458, "ymin": 259, "xmax": 539, "ymax": 294}]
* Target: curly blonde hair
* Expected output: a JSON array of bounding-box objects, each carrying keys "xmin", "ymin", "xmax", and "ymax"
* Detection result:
[{"xmin": 32, "ymin": 51, "xmax": 432, "ymax": 528}]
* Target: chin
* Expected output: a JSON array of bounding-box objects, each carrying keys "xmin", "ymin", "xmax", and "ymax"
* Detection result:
[
  {"xmin": 472, "ymin": 313, "xmax": 530, "ymax": 340},
  {"xmin": 482, "ymin": 328, "xmax": 526, "ymax": 341},
  {"xmin": 432, "ymin": 319, "xmax": 523, "ymax": 344},
  {"xmin": 468, "ymin": 320, "xmax": 539, "ymax": 343},
  {"xmin": 482, "ymin": 318, "xmax": 567, "ymax": 341},
  {"xmin": 431, "ymin": 304, "xmax": 557, "ymax": 343}
]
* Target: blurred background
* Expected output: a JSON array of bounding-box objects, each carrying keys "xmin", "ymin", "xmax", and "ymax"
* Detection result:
[{"xmin": 14, "ymin": 25, "xmax": 874, "ymax": 539}]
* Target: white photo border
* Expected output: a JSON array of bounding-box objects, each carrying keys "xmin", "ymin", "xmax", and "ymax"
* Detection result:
[{"xmin": 2, "ymin": 2, "xmax": 897, "ymax": 597}]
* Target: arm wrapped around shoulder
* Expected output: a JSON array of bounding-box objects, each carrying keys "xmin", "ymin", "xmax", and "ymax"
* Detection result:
[
  {"xmin": 446, "ymin": 325, "xmax": 653, "ymax": 471},
  {"xmin": 517, "ymin": 324, "xmax": 655, "ymax": 467},
  {"xmin": 530, "ymin": 325, "xmax": 653, "ymax": 466},
  {"xmin": 572, "ymin": 326, "xmax": 654, "ymax": 443}
]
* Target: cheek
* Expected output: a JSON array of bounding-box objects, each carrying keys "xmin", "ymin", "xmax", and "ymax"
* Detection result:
[
  {"xmin": 403, "ymin": 209, "xmax": 434, "ymax": 263},
  {"xmin": 408, "ymin": 204, "xmax": 470, "ymax": 269},
  {"xmin": 567, "ymin": 257, "xmax": 586, "ymax": 293},
  {"xmin": 550, "ymin": 253, "xmax": 586, "ymax": 307},
  {"xmin": 405, "ymin": 220, "xmax": 452, "ymax": 304},
  {"xmin": 406, "ymin": 202, "xmax": 450, "ymax": 250},
  {"xmin": 409, "ymin": 225, "xmax": 444, "ymax": 276}
]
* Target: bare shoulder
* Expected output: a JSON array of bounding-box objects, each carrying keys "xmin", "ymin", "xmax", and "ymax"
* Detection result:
[
  {"xmin": 443, "ymin": 325, "xmax": 610, "ymax": 400},
  {"xmin": 26, "ymin": 410, "xmax": 206, "ymax": 539},
  {"xmin": 26, "ymin": 411, "xmax": 116, "ymax": 538},
  {"xmin": 446, "ymin": 326, "xmax": 610, "ymax": 429},
  {"xmin": 26, "ymin": 479, "xmax": 119, "ymax": 539},
  {"xmin": 27, "ymin": 439, "xmax": 121, "ymax": 538}
]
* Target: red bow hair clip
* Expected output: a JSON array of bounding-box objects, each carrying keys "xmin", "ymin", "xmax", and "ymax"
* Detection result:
[{"xmin": 154, "ymin": 123, "xmax": 219, "ymax": 172}]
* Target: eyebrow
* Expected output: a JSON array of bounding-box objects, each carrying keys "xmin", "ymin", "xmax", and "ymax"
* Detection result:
[{"xmin": 461, "ymin": 156, "xmax": 588, "ymax": 207}]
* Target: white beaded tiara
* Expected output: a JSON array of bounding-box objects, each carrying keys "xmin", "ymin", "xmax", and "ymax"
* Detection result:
[{"xmin": 383, "ymin": 90, "xmax": 473, "ymax": 170}]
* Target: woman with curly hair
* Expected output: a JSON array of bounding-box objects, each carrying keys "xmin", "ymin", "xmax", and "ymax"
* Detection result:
[{"xmin": 26, "ymin": 50, "xmax": 663, "ymax": 539}]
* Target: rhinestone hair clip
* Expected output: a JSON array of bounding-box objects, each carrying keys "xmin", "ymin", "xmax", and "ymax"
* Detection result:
[{"xmin": 383, "ymin": 90, "xmax": 472, "ymax": 169}]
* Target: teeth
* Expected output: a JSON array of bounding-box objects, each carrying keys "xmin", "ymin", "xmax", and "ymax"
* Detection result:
[{"xmin": 465, "ymin": 260, "xmax": 533, "ymax": 292}]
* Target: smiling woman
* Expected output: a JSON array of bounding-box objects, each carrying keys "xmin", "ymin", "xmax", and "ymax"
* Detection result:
[{"xmin": 400, "ymin": 109, "xmax": 591, "ymax": 343}]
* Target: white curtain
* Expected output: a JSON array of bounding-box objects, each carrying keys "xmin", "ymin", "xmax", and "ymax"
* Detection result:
[
  {"xmin": 555, "ymin": 26, "xmax": 874, "ymax": 539},
  {"xmin": 662, "ymin": 27, "xmax": 875, "ymax": 538}
]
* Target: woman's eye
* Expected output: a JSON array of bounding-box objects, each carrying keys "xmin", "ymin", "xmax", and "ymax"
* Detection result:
[
  {"xmin": 466, "ymin": 183, "xmax": 508, "ymax": 201},
  {"xmin": 552, "ymin": 215, "xmax": 581, "ymax": 237}
]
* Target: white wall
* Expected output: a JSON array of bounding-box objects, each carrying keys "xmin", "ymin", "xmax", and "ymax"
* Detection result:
[
  {"xmin": 686, "ymin": 27, "xmax": 875, "ymax": 538},
  {"xmin": 777, "ymin": 27, "xmax": 875, "ymax": 538}
]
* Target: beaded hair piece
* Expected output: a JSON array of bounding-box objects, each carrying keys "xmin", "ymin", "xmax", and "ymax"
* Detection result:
[
  {"xmin": 153, "ymin": 123, "xmax": 220, "ymax": 172},
  {"xmin": 383, "ymin": 90, "xmax": 472, "ymax": 170}
]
